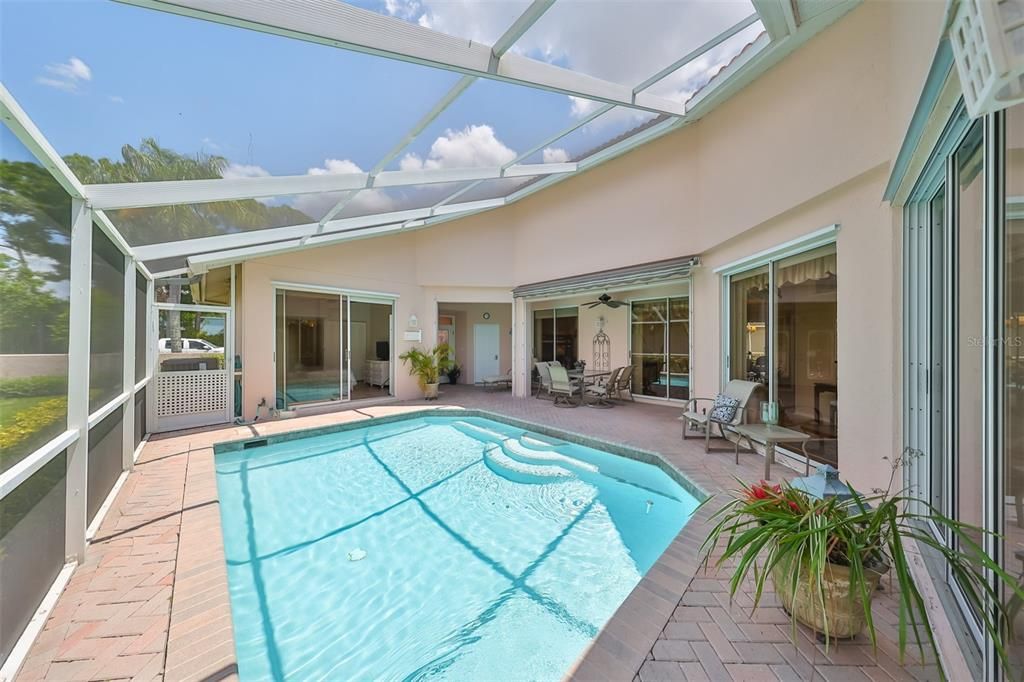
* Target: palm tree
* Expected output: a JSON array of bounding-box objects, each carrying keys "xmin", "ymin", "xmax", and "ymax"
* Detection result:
[{"xmin": 65, "ymin": 139, "xmax": 311, "ymax": 246}]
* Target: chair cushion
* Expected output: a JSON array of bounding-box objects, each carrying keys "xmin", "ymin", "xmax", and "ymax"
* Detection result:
[{"xmin": 709, "ymin": 394, "xmax": 740, "ymax": 423}]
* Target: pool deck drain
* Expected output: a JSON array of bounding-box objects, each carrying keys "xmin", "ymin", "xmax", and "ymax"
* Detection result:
[{"xmin": 15, "ymin": 386, "xmax": 938, "ymax": 681}]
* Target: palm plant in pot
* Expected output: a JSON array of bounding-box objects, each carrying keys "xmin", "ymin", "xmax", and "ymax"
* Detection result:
[
  {"xmin": 700, "ymin": 454, "xmax": 1024, "ymax": 677},
  {"xmin": 399, "ymin": 343, "xmax": 452, "ymax": 400}
]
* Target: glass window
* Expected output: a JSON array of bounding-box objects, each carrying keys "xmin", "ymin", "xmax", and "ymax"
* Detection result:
[
  {"xmin": 0, "ymin": 452, "xmax": 67, "ymax": 663},
  {"xmin": 1003, "ymin": 105, "xmax": 1024, "ymax": 669},
  {"xmin": 531, "ymin": 307, "xmax": 577, "ymax": 366},
  {"xmin": 533, "ymin": 309, "xmax": 554, "ymax": 363},
  {"xmin": 87, "ymin": 410, "xmax": 124, "ymax": 525},
  {"xmin": 90, "ymin": 224, "xmax": 125, "ymax": 413},
  {"xmin": 135, "ymin": 270, "xmax": 147, "ymax": 382},
  {"xmin": 774, "ymin": 244, "xmax": 838, "ymax": 466},
  {"xmin": 953, "ymin": 123, "xmax": 985, "ymax": 617},
  {"xmin": 728, "ymin": 266, "xmax": 769, "ymax": 384},
  {"xmin": 0, "ymin": 125, "xmax": 71, "ymax": 473}
]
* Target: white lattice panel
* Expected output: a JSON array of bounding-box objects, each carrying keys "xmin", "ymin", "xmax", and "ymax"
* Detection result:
[{"xmin": 157, "ymin": 370, "xmax": 228, "ymax": 417}]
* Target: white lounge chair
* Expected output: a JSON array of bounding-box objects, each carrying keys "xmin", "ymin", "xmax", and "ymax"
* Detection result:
[{"xmin": 480, "ymin": 368, "xmax": 512, "ymax": 390}]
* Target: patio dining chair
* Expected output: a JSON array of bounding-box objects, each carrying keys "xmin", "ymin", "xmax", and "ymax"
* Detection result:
[
  {"xmin": 610, "ymin": 366, "xmax": 634, "ymax": 401},
  {"xmin": 548, "ymin": 365, "xmax": 580, "ymax": 407},
  {"xmin": 583, "ymin": 366, "xmax": 621, "ymax": 408},
  {"xmin": 535, "ymin": 361, "xmax": 553, "ymax": 399},
  {"xmin": 680, "ymin": 379, "xmax": 764, "ymax": 453}
]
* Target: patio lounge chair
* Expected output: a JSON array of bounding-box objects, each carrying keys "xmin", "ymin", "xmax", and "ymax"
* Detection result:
[
  {"xmin": 680, "ymin": 379, "xmax": 765, "ymax": 453},
  {"xmin": 535, "ymin": 361, "xmax": 553, "ymax": 399},
  {"xmin": 548, "ymin": 365, "xmax": 580, "ymax": 407},
  {"xmin": 480, "ymin": 368, "xmax": 512, "ymax": 390}
]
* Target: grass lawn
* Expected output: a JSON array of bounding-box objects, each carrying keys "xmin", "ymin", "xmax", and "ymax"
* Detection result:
[{"xmin": 0, "ymin": 395, "xmax": 49, "ymax": 429}]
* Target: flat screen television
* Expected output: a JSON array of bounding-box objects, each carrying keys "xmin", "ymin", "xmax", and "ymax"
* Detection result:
[{"xmin": 376, "ymin": 341, "xmax": 389, "ymax": 361}]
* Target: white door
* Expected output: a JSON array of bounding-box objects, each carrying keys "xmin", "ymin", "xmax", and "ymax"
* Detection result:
[
  {"xmin": 154, "ymin": 305, "xmax": 232, "ymax": 432},
  {"xmin": 474, "ymin": 323, "xmax": 500, "ymax": 382}
]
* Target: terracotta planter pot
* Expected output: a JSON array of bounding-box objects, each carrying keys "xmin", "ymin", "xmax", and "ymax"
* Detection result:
[
  {"xmin": 424, "ymin": 383, "xmax": 439, "ymax": 400},
  {"xmin": 771, "ymin": 556, "xmax": 886, "ymax": 639}
]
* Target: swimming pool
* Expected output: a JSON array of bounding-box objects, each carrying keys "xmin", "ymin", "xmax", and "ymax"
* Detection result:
[{"xmin": 215, "ymin": 414, "xmax": 699, "ymax": 681}]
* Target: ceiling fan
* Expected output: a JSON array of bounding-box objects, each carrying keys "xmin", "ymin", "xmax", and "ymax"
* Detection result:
[{"xmin": 584, "ymin": 293, "xmax": 626, "ymax": 309}]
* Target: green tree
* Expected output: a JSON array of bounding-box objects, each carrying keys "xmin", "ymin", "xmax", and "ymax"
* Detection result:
[{"xmin": 0, "ymin": 255, "xmax": 67, "ymax": 353}]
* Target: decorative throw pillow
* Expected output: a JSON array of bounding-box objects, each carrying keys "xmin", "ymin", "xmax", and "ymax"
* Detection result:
[{"xmin": 709, "ymin": 394, "xmax": 740, "ymax": 423}]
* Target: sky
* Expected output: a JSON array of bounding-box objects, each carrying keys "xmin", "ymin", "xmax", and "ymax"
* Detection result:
[{"xmin": 0, "ymin": 0, "xmax": 760, "ymax": 224}]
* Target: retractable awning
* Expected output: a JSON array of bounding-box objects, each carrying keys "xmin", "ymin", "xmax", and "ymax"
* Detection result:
[{"xmin": 512, "ymin": 255, "xmax": 699, "ymax": 299}]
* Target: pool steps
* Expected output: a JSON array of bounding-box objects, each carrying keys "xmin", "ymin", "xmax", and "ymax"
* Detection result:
[
  {"xmin": 482, "ymin": 445, "xmax": 572, "ymax": 484},
  {"xmin": 453, "ymin": 420, "xmax": 597, "ymax": 484}
]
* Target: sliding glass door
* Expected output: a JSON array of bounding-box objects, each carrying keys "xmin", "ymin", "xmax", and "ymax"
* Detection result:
[
  {"xmin": 723, "ymin": 241, "xmax": 838, "ymax": 464},
  {"xmin": 728, "ymin": 267, "xmax": 769, "ymax": 384},
  {"xmin": 275, "ymin": 290, "xmax": 347, "ymax": 409},
  {"xmin": 532, "ymin": 307, "xmax": 578, "ymax": 365},
  {"xmin": 775, "ymin": 245, "xmax": 838, "ymax": 465},
  {"xmin": 630, "ymin": 295, "xmax": 690, "ymax": 400}
]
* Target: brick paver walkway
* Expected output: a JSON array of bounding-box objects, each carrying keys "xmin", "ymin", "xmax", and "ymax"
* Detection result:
[{"xmin": 15, "ymin": 387, "xmax": 941, "ymax": 681}]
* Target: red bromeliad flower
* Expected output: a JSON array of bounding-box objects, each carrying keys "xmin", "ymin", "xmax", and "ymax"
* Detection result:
[{"xmin": 744, "ymin": 481, "xmax": 800, "ymax": 513}]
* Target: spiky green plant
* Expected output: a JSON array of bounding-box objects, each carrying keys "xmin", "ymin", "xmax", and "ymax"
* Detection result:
[
  {"xmin": 398, "ymin": 344, "xmax": 453, "ymax": 392},
  {"xmin": 700, "ymin": 453, "xmax": 1024, "ymax": 680}
]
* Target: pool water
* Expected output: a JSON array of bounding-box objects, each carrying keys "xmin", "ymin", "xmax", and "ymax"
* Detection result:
[{"xmin": 215, "ymin": 416, "xmax": 699, "ymax": 681}]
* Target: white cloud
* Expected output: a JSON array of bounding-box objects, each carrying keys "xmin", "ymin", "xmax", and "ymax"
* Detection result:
[
  {"xmin": 393, "ymin": 0, "xmax": 529, "ymax": 44},
  {"xmin": 37, "ymin": 57, "xmax": 92, "ymax": 92},
  {"xmin": 542, "ymin": 147, "xmax": 569, "ymax": 163},
  {"xmin": 294, "ymin": 159, "xmax": 394, "ymax": 219},
  {"xmin": 108, "ymin": 95, "xmax": 125, "ymax": 104},
  {"xmin": 384, "ymin": 0, "xmax": 421, "ymax": 21},
  {"xmin": 222, "ymin": 163, "xmax": 269, "ymax": 179},
  {"xmin": 387, "ymin": 1, "xmax": 759, "ymax": 115},
  {"xmin": 400, "ymin": 124, "xmax": 516, "ymax": 171}
]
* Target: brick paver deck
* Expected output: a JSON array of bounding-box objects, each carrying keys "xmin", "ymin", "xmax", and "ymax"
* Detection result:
[{"xmin": 15, "ymin": 387, "xmax": 940, "ymax": 681}]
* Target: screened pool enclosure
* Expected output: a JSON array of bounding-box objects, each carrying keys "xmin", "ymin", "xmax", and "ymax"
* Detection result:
[{"xmin": 0, "ymin": 0, "xmax": 859, "ymax": 671}]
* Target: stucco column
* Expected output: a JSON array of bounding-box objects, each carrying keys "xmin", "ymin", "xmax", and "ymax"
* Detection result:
[{"xmin": 512, "ymin": 297, "xmax": 531, "ymax": 398}]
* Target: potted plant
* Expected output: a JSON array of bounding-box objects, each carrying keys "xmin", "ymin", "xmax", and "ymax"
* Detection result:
[
  {"xmin": 447, "ymin": 363, "xmax": 461, "ymax": 385},
  {"xmin": 700, "ymin": 454, "xmax": 1024, "ymax": 675},
  {"xmin": 399, "ymin": 343, "xmax": 453, "ymax": 400}
]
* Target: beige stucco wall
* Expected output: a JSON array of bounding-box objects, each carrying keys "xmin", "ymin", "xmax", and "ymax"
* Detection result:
[
  {"xmin": 436, "ymin": 302, "xmax": 513, "ymax": 383},
  {"xmin": 235, "ymin": 0, "xmax": 944, "ymax": 491}
]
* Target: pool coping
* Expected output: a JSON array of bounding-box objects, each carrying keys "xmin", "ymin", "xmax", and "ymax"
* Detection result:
[{"xmin": 207, "ymin": 406, "xmax": 716, "ymax": 682}]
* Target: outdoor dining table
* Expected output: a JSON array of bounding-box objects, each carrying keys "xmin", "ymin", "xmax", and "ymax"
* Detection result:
[{"xmin": 566, "ymin": 369, "xmax": 612, "ymax": 406}]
